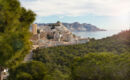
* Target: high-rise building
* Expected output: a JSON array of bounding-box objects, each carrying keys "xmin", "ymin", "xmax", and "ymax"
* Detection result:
[{"xmin": 32, "ymin": 24, "xmax": 37, "ymax": 35}]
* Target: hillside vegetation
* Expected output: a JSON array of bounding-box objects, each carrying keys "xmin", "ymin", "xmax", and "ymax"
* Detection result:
[
  {"xmin": 31, "ymin": 30, "xmax": 130, "ymax": 80},
  {"xmin": 9, "ymin": 30, "xmax": 130, "ymax": 80}
]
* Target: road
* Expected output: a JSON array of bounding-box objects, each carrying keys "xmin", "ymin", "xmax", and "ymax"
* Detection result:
[
  {"xmin": 23, "ymin": 50, "xmax": 33, "ymax": 62},
  {"xmin": 23, "ymin": 45, "xmax": 39, "ymax": 62}
]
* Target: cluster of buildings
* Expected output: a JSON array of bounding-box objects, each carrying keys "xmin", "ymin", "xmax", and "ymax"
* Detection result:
[{"xmin": 31, "ymin": 21, "xmax": 89, "ymax": 48}]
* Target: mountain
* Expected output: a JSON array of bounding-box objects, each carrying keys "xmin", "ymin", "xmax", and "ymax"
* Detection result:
[
  {"xmin": 37, "ymin": 22, "xmax": 106, "ymax": 32},
  {"xmin": 63, "ymin": 22, "xmax": 106, "ymax": 31}
]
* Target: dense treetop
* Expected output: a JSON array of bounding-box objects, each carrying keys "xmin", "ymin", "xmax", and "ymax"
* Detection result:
[
  {"xmin": 8, "ymin": 61, "xmax": 47, "ymax": 80},
  {"xmin": 72, "ymin": 53, "xmax": 130, "ymax": 80},
  {"xmin": 0, "ymin": 0, "xmax": 36, "ymax": 66}
]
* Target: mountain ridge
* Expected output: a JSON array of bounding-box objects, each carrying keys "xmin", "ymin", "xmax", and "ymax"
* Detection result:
[{"xmin": 37, "ymin": 22, "xmax": 106, "ymax": 32}]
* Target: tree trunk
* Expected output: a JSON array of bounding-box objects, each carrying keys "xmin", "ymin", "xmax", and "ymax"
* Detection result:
[{"xmin": 0, "ymin": 66, "xmax": 4, "ymax": 80}]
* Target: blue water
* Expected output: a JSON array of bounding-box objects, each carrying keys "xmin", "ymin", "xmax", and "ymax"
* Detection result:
[{"xmin": 73, "ymin": 30, "xmax": 121, "ymax": 39}]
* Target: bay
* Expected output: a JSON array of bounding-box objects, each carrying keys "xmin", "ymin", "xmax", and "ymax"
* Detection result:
[{"xmin": 73, "ymin": 30, "xmax": 121, "ymax": 39}]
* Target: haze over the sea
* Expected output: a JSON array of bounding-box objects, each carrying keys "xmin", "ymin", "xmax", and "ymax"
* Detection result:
[{"xmin": 20, "ymin": 0, "xmax": 130, "ymax": 30}]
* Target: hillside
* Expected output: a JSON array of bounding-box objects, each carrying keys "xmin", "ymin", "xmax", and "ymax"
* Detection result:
[
  {"xmin": 38, "ymin": 22, "xmax": 106, "ymax": 32},
  {"xmin": 31, "ymin": 30, "xmax": 130, "ymax": 80}
]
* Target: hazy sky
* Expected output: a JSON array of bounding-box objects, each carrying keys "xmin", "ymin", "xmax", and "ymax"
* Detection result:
[{"xmin": 20, "ymin": 0, "xmax": 130, "ymax": 30}]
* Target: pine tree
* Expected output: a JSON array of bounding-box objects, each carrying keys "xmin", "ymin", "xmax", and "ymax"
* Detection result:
[{"xmin": 0, "ymin": 0, "xmax": 36, "ymax": 78}]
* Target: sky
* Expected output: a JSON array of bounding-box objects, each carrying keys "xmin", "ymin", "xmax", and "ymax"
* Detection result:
[{"xmin": 20, "ymin": 0, "xmax": 130, "ymax": 30}]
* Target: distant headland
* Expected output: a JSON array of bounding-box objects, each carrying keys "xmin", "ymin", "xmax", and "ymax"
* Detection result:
[{"xmin": 37, "ymin": 22, "xmax": 106, "ymax": 32}]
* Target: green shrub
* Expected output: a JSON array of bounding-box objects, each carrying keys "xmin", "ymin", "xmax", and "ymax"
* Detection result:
[{"xmin": 8, "ymin": 61, "xmax": 47, "ymax": 80}]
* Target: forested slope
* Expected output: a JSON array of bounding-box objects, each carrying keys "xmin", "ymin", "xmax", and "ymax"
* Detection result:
[{"xmin": 31, "ymin": 30, "xmax": 130, "ymax": 80}]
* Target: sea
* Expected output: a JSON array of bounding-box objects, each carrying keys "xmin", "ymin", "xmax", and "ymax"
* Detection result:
[{"xmin": 73, "ymin": 30, "xmax": 122, "ymax": 39}]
